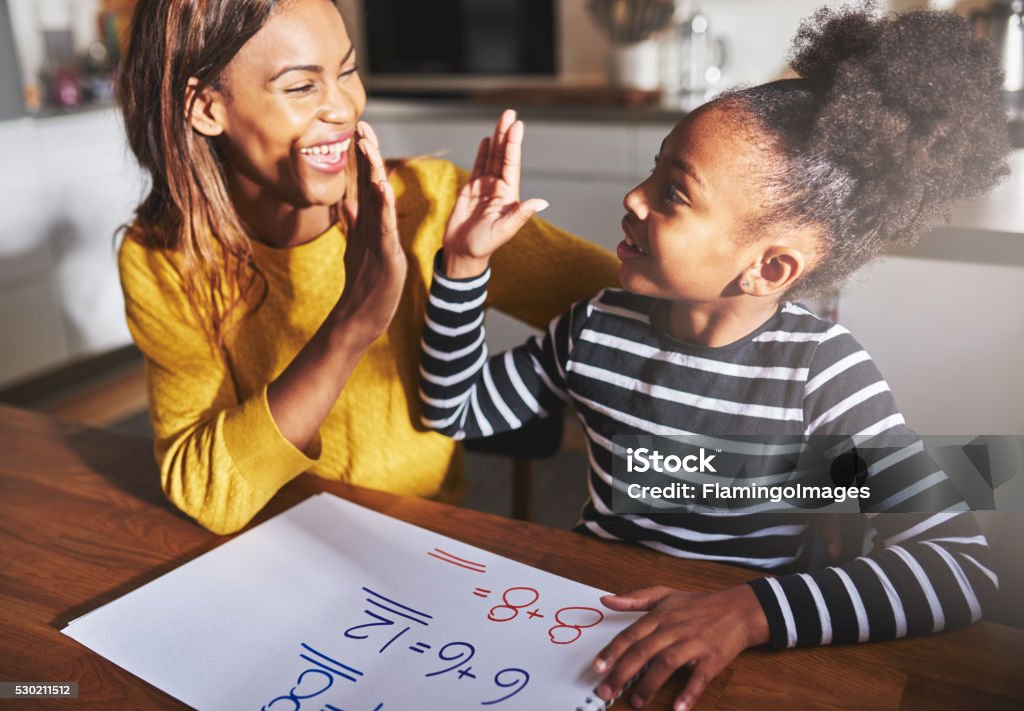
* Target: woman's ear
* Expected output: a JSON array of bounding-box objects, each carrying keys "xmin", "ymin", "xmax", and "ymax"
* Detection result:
[
  {"xmin": 185, "ymin": 77, "xmax": 226, "ymax": 137},
  {"xmin": 740, "ymin": 245, "xmax": 807, "ymax": 297}
]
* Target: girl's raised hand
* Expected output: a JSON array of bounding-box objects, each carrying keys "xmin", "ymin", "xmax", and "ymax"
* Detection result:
[
  {"xmin": 337, "ymin": 121, "xmax": 408, "ymax": 345},
  {"xmin": 592, "ymin": 585, "xmax": 769, "ymax": 710},
  {"xmin": 442, "ymin": 109, "xmax": 549, "ymax": 278}
]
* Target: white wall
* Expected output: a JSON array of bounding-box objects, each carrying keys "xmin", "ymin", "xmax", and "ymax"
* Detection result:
[{"xmin": 0, "ymin": 108, "xmax": 144, "ymax": 386}]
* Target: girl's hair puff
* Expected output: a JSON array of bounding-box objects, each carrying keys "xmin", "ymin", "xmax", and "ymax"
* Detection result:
[{"xmin": 719, "ymin": 3, "xmax": 1010, "ymax": 297}]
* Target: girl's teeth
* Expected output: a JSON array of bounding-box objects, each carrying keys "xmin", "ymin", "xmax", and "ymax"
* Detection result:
[{"xmin": 624, "ymin": 235, "xmax": 647, "ymax": 254}]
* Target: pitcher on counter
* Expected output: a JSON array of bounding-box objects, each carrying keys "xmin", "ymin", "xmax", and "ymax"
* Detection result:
[
  {"xmin": 418, "ymin": 4, "xmax": 1011, "ymax": 710},
  {"xmin": 114, "ymin": 0, "xmax": 618, "ymax": 534}
]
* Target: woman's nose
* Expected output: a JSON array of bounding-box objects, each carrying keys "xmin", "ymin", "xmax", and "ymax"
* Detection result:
[{"xmin": 319, "ymin": 83, "xmax": 357, "ymax": 125}]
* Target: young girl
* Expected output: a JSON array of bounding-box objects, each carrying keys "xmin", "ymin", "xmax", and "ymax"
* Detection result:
[
  {"xmin": 420, "ymin": 6, "xmax": 1009, "ymax": 710},
  {"xmin": 116, "ymin": 0, "xmax": 618, "ymax": 534}
]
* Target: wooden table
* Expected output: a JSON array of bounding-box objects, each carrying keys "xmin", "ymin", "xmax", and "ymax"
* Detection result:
[{"xmin": 1, "ymin": 404, "xmax": 1022, "ymax": 710}]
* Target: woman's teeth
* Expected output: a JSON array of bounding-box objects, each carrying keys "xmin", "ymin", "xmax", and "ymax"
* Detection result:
[{"xmin": 299, "ymin": 138, "xmax": 352, "ymax": 160}]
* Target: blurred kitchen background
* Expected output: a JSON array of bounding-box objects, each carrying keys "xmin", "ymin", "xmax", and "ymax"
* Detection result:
[{"xmin": 0, "ymin": 0, "xmax": 1022, "ymax": 532}]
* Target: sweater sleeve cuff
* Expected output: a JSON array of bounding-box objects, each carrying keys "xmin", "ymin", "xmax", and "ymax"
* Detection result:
[
  {"xmin": 222, "ymin": 385, "xmax": 321, "ymax": 495},
  {"xmin": 748, "ymin": 578, "xmax": 794, "ymax": 651}
]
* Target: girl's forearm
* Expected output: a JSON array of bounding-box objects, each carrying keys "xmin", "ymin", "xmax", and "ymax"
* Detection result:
[{"xmin": 442, "ymin": 251, "xmax": 490, "ymax": 279}]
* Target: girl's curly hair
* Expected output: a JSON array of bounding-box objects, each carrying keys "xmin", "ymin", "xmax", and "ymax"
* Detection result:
[{"xmin": 719, "ymin": 3, "xmax": 1010, "ymax": 297}]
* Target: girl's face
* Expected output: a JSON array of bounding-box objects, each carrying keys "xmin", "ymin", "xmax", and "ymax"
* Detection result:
[
  {"xmin": 618, "ymin": 105, "xmax": 780, "ymax": 303},
  {"xmin": 208, "ymin": 0, "xmax": 365, "ymax": 208}
]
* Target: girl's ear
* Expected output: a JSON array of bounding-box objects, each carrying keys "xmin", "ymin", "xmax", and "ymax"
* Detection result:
[
  {"xmin": 740, "ymin": 245, "xmax": 807, "ymax": 297},
  {"xmin": 185, "ymin": 77, "xmax": 226, "ymax": 137}
]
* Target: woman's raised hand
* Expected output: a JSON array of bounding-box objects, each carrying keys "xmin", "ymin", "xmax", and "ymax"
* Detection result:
[
  {"xmin": 268, "ymin": 122, "xmax": 405, "ymax": 454},
  {"xmin": 442, "ymin": 109, "xmax": 549, "ymax": 278},
  {"xmin": 337, "ymin": 121, "xmax": 408, "ymax": 345}
]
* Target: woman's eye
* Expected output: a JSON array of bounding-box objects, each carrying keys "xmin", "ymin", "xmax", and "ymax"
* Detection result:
[
  {"xmin": 339, "ymin": 65, "xmax": 359, "ymax": 81},
  {"xmin": 285, "ymin": 84, "xmax": 315, "ymax": 94}
]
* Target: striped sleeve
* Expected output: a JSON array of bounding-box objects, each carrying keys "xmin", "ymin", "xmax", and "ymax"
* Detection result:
[
  {"xmin": 419, "ymin": 250, "xmax": 583, "ymax": 440},
  {"xmin": 748, "ymin": 327, "xmax": 998, "ymax": 649}
]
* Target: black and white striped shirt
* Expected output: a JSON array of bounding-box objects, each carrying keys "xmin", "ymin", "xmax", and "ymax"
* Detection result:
[{"xmin": 419, "ymin": 255, "xmax": 997, "ymax": 649}]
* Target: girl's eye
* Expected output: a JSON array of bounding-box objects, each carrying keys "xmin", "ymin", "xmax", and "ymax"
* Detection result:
[
  {"xmin": 665, "ymin": 182, "xmax": 688, "ymax": 206},
  {"xmin": 285, "ymin": 84, "xmax": 315, "ymax": 94},
  {"xmin": 340, "ymin": 65, "xmax": 359, "ymax": 81}
]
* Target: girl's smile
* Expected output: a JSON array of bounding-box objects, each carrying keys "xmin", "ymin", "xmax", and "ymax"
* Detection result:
[
  {"xmin": 618, "ymin": 104, "xmax": 770, "ymax": 304},
  {"xmin": 617, "ymin": 219, "xmax": 649, "ymax": 259}
]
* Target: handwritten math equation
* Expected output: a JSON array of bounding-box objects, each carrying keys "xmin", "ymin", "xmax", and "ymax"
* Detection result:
[
  {"xmin": 261, "ymin": 642, "xmax": 381, "ymax": 711},
  {"xmin": 261, "ymin": 587, "xmax": 530, "ymax": 710},
  {"xmin": 341, "ymin": 587, "xmax": 530, "ymax": 706},
  {"xmin": 261, "ymin": 546, "xmax": 609, "ymax": 710},
  {"xmin": 429, "ymin": 547, "xmax": 607, "ymax": 646}
]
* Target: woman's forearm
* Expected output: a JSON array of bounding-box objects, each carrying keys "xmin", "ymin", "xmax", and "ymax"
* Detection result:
[
  {"xmin": 268, "ymin": 122, "xmax": 405, "ymax": 455},
  {"xmin": 266, "ymin": 306, "xmax": 377, "ymax": 455}
]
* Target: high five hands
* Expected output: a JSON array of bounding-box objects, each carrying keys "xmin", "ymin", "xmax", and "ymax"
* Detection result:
[
  {"xmin": 442, "ymin": 109, "xmax": 549, "ymax": 279},
  {"xmin": 337, "ymin": 121, "xmax": 407, "ymax": 346}
]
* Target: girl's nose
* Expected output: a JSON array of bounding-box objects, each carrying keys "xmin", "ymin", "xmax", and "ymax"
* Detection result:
[{"xmin": 623, "ymin": 180, "xmax": 648, "ymax": 220}]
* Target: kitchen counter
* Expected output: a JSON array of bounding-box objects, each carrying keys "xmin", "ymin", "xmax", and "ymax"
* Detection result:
[
  {"xmin": 365, "ymin": 93, "xmax": 690, "ymax": 125},
  {"xmin": 946, "ymin": 148, "xmax": 1024, "ymax": 238}
]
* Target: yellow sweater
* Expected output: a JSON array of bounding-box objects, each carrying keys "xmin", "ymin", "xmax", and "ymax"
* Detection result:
[{"xmin": 118, "ymin": 158, "xmax": 619, "ymax": 534}]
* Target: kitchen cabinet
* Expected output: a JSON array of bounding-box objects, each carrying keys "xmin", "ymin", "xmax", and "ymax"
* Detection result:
[
  {"xmin": 838, "ymin": 150, "xmax": 1024, "ymax": 435},
  {"xmin": 839, "ymin": 254, "xmax": 1024, "ymax": 434}
]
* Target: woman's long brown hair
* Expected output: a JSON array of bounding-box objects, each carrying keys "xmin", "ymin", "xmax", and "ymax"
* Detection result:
[{"xmin": 119, "ymin": 0, "xmax": 354, "ymax": 349}]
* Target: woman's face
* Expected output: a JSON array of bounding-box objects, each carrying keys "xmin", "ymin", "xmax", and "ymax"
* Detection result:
[
  {"xmin": 210, "ymin": 0, "xmax": 366, "ymax": 208},
  {"xmin": 618, "ymin": 104, "xmax": 782, "ymax": 302}
]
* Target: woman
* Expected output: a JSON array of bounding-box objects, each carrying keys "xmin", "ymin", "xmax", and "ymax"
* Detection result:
[{"xmin": 117, "ymin": 0, "xmax": 618, "ymax": 534}]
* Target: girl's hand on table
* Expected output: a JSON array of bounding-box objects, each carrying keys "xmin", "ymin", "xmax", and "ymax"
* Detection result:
[
  {"xmin": 442, "ymin": 109, "xmax": 549, "ymax": 278},
  {"xmin": 593, "ymin": 585, "xmax": 770, "ymax": 710},
  {"xmin": 337, "ymin": 121, "xmax": 408, "ymax": 345}
]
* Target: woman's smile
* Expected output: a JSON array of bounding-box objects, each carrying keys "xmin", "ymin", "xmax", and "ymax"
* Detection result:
[
  {"xmin": 202, "ymin": 0, "xmax": 367, "ymax": 214},
  {"xmin": 298, "ymin": 130, "xmax": 354, "ymax": 174}
]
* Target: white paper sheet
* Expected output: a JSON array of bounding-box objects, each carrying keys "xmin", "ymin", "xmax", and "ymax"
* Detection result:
[{"xmin": 63, "ymin": 494, "xmax": 642, "ymax": 710}]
